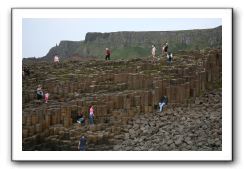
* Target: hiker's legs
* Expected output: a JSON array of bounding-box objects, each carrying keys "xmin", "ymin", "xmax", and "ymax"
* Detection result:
[
  {"xmin": 159, "ymin": 102, "xmax": 165, "ymax": 112},
  {"xmin": 79, "ymin": 146, "xmax": 85, "ymax": 151},
  {"xmin": 159, "ymin": 102, "xmax": 163, "ymax": 112},
  {"xmin": 161, "ymin": 102, "xmax": 165, "ymax": 112},
  {"xmin": 89, "ymin": 115, "xmax": 94, "ymax": 124}
]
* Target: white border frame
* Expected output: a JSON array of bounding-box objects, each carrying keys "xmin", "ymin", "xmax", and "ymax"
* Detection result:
[{"xmin": 12, "ymin": 8, "xmax": 232, "ymax": 161}]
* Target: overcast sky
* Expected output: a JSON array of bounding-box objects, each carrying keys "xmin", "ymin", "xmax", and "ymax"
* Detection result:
[{"xmin": 22, "ymin": 18, "xmax": 221, "ymax": 58}]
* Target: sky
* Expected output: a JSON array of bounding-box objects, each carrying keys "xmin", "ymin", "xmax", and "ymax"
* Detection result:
[{"xmin": 22, "ymin": 18, "xmax": 222, "ymax": 58}]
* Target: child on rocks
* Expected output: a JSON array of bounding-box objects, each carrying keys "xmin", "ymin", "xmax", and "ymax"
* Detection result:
[
  {"xmin": 89, "ymin": 105, "xmax": 95, "ymax": 125},
  {"xmin": 44, "ymin": 92, "xmax": 49, "ymax": 103}
]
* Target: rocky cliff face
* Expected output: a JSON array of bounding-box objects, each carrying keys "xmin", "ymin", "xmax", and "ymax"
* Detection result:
[{"xmin": 43, "ymin": 26, "xmax": 222, "ymax": 60}]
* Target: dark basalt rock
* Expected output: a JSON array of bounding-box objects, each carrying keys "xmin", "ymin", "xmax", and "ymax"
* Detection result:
[{"xmin": 22, "ymin": 49, "xmax": 222, "ymax": 151}]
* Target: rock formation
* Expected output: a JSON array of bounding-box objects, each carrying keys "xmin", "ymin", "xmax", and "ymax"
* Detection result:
[
  {"xmin": 22, "ymin": 48, "xmax": 222, "ymax": 151},
  {"xmin": 42, "ymin": 26, "xmax": 222, "ymax": 60}
]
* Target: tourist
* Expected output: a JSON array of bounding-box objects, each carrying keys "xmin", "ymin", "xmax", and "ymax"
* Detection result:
[
  {"xmin": 77, "ymin": 112, "xmax": 85, "ymax": 125},
  {"xmin": 54, "ymin": 54, "xmax": 60, "ymax": 63},
  {"xmin": 23, "ymin": 66, "xmax": 30, "ymax": 77},
  {"xmin": 44, "ymin": 92, "xmax": 49, "ymax": 103},
  {"xmin": 163, "ymin": 42, "xmax": 169, "ymax": 54},
  {"xmin": 151, "ymin": 44, "xmax": 157, "ymax": 63},
  {"xmin": 167, "ymin": 52, "xmax": 173, "ymax": 64},
  {"xmin": 89, "ymin": 105, "xmax": 95, "ymax": 125},
  {"xmin": 161, "ymin": 44, "xmax": 165, "ymax": 57},
  {"xmin": 159, "ymin": 96, "xmax": 168, "ymax": 112},
  {"xmin": 77, "ymin": 136, "xmax": 87, "ymax": 151},
  {"xmin": 36, "ymin": 85, "xmax": 44, "ymax": 100},
  {"xmin": 105, "ymin": 48, "xmax": 111, "ymax": 60}
]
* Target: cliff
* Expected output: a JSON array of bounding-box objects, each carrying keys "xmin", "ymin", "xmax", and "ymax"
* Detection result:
[{"xmin": 43, "ymin": 26, "xmax": 222, "ymax": 60}]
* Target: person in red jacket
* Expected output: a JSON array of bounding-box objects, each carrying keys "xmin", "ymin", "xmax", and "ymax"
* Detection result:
[{"xmin": 105, "ymin": 48, "xmax": 111, "ymax": 60}]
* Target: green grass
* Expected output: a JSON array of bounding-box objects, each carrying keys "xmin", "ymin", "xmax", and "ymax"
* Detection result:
[{"xmin": 110, "ymin": 47, "xmax": 149, "ymax": 60}]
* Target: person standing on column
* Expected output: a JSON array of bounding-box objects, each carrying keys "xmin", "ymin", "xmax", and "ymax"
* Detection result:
[
  {"xmin": 77, "ymin": 136, "xmax": 87, "ymax": 151},
  {"xmin": 89, "ymin": 105, "xmax": 95, "ymax": 125},
  {"xmin": 151, "ymin": 45, "xmax": 157, "ymax": 63},
  {"xmin": 105, "ymin": 48, "xmax": 111, "ymax": 60}
]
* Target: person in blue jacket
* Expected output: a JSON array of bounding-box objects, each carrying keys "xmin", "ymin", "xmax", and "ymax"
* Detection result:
[{"xmin": 78, "ymin": 136, "xmax": 87, "ymax": 151}]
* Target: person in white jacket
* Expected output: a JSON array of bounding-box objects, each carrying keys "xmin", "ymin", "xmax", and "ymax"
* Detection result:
[
  {"xmin": 54, "ymin": 55, "xmax": 60, "ymax": 63},
  {"xmin": 151, "ymin": 45, "xmax": 157, "ymax": 63}
]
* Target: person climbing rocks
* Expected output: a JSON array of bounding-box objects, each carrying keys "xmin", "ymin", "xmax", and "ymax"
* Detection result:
[
  {"xmin": 89, "ymin": 105, "xmax": 95, "ymax": 125},
  {"xmin": 167, "ymin": 52, "xmax": 173, "ymax": 65},
  {"xmin": 77, "ymin": 111, "xmax": 85, "ymax": 125},
  {"xmin": 36, "ymin": 85, "xmax": 44, "ymax": 100},
  {"xmin": 23, "ymin": 66, "xmax": 30, "ymax": 77},
  {"xmin": 159, "ymin": 96, "xmax": 168, "ymax": 112},
  {"xmin": 151, "ymin": 44, "xmax": 157, "ymax": 63},
  {"xmin": 44, "ymin": 91, "xmax": 49, "ymax": 103},
  {"xmin": 77, "ymin": 136, "xmax": 87, "ymax": 151},
  {"xmin": 105, "ymin": 48, "xmax": 111, "ymax": 60},
  {"xmin": 163, "ymin": 42, "xmax": 168, "ymax": 54}
]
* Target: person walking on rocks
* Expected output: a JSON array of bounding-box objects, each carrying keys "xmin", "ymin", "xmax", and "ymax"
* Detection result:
[
  {"xmin": 36, "ymin": 85, "xmax": 44, "ymax": 100},
  {"xmin": 163, "ymin": 42, "xmax": 168, "ymax": 55},
  {"xmin": 44, "ymin": 91, "xmax": 49, "ymax": 103},
  {"xmin": 77, "ymin": 111, "xmax": 85, "ymax": 125},
  {"xmin": 23, "ymin": 66, "xmax": 30, "ymax": 77},
  {"xmin": 167, "ymin": 52, "xmax": 173, "ymax": 65},
  {"xmin": 159, "ymin": 96, "xmax": 168, "ymax": 112},
  {"xmin": 151, "ymin": 45, "xmax": 157, "ymax": 63},
  {"xmin": 78, "ymin": 136, "xmax": 87, "ymax": 151},
  {"xmin": 54, "ymin": 54, "xmax": 60, "ymax": 63},
  {"xmin": 89, "ymin": 105, "xmax": 95, "ymax": 125},
  {"xmin": 105, "ymin": 48, "xmax": 111, "ymax": 60}
]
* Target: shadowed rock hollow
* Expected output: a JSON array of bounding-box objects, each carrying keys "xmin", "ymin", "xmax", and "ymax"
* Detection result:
[{"xmin": 22, "ymin": 49, "xmax": 222, "ymax": 151}]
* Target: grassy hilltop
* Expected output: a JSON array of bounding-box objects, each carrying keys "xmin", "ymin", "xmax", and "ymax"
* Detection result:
[{"xmin": 39, "ymin": 26, "xmax": 221, "ymax": 61}]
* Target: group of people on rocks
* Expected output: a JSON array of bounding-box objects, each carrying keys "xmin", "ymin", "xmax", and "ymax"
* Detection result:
[
  {"xmin": 76, "ymin": 94, "xmax": 167, "ymax": 151},
  {"xmin": 105, "ymin": 44, "xmax": 172, "ymax": 63},
  {"xmin": 36, "ymin": 84, "xmax": 49, "ymax": 103},
  {"xmin": 76, "ymin": 105, "xmax": 95, "ymax": 126},
  {"xmin": 51, "ymin": 45, "xmax": 170, "ymax": 62},
  {"xmin": 151, "ymin": 42, "xmax": 173, "ymax": 64},
  {"xmin": 32, "ymin": 45, "xmax": 169, "ymax": 110},
  {"xmin": 26, "ymin": 45, "xmax": 171, "ymax": 151},
  {"xmin": 76, "ymin": 105, "xmax": 95, "ymax": 151}
]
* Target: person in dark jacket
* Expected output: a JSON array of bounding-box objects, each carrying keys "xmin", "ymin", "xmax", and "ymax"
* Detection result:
[
  {"xmin": 36, "ymin": 85, "xmax": 44, "ymax": 100},
  {"xmin": 77, "ymin": 112, "xmax": 85, "ymax": 125},
  {"xmin": 159, "ymin": 96, "xmax": 168, "ymax": 112},
  {"xmin": 164, "ymin": 42, "xmax": 168, "ymax": 53},
  {"xmin": 23, "ymin": 66, "xmax": 30, "ymax": 77},
  {"xmin": 105, "ymin": 48, "xmax": 111, "ymax": 60},
  {"xmin": 78, "ymin": 136, "xmax": 87, "ymax": 151}
]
